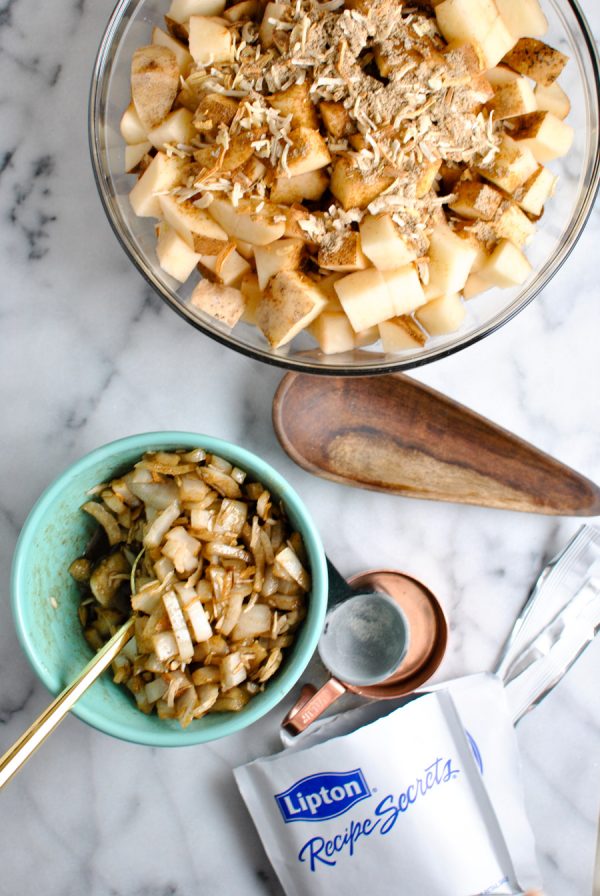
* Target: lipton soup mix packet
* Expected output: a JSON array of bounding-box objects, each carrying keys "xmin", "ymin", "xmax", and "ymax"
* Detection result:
[{"xmin": 235, "ymin": 686, "xmax": 540, "ymax": 896}]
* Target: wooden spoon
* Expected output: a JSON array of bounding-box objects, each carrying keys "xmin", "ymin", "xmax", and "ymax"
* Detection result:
[{"xmin": 273, "ymin": 373, "xmax": 600, "ymax": 515}]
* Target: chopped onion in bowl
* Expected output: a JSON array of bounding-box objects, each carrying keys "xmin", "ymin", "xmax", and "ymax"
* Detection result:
[{"xmin": 69, "ymin": 448, "xmax": 310, "ymax": 727}]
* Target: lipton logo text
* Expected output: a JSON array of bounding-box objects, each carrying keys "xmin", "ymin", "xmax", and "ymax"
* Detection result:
[{"xmin": 275, "ymin": 769, "xmax": 370, "ymax": 823}]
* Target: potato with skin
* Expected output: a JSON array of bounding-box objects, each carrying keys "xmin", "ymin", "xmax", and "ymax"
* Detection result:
[
  {"xmin": 317, "ymin": 232, "xmax": 368, "ymax": 273},
  {"xmin": 449, "ymin": 181, "xmax": 503, "ymax": 221},
  {"xmin": 478, "ymin": 239, "xmax": 532, "ymax": 287},
  {"xmin": 486, "ymin": 78, "xmax": 536, "ymax": 120},
  {"xmin": 197, "ymin": 247, "xmax": 251, "ymax": 288},
  {"xmin": 281, "ymin": 128, "xmax": 331, "ymax": 177},
  {"xmin": 476, "ymin": 135, "xmax": 538, "ymax": 193},
  {"xmin": 435, "ymin": 0, "xmax": 515, "ymax": 69},
  {"xmin": 379, "ymin": 317, "xmax": 427, "ymax": 351},
  {"xmin": 509, "ymin": 111, "xmax": 574, "ymax": 163},
  {"xmin": 158, "ymin": 194, "xmax": 228, "ymax": 252},
  {"xmin": 254, "ymin": 239, "xmax": 305, "ymax": 290},
  {"xmin": 188, "ymin": 16, "xmax": 233, "ymax": 64},
  {"xmin": 502, "ymin": 38, "xmax": 568, "ymax": 86},
  {"xmin": 193, "ymin": 93, "xmax": 239, "ymax": 132},
  {"xmin": 131, "ymin": 45, "xmax": 179, "ymax": 130},
  {"xmin": 270, "ymin": 170, "xmax": 329, "ymax": 204},
  {"xmin": 152, "ymin": 26, "xmax": 193, "ymax": 75},
  {"xmin": 267, "ymin": 82, "xmax": 319, "ymax": 129},
  {"xmin": 319, "ymin": 101, "xmax": 354, "ymax": 138},
  {"xmin": 359, "ymin": 214, "xmax": 417, "ymax": 270},
  {"xmin": 208, "ymin": 198, "xmax": 286, "ymax": 245},
  {"xmin": 330, "ymin": 158, "xmax": 395, "ymax": 211},
  {"xmin": 256, "ymin": 271, "xmax": 327, "ymax": 347},
  {"xmin": 190, "ymin": 279, "xmax": 246, "ymax": 327},
  {"xmin": 147, "ymin": 108, "xmax": 195, "ymax": 150},
  {"xmin": 125, "ymin": 142, "xmax": 152, "ymax": 173}
]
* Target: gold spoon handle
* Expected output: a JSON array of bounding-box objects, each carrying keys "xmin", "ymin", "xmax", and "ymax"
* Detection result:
[{"xmin": 0, "ymin": 617, "xmax": 135, "ymax": 790}]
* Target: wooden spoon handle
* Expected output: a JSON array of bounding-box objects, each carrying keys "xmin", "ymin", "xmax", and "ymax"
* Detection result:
[
  {"xmin": 0, "ymin": 618, "xmax": 135, "ymax": 790},
  {"xmin": 273, "ymin": 373, "xmax": 600, "ymax": 516}
]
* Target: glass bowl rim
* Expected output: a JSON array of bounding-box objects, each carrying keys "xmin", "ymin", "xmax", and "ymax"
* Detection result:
[{"xmin": 88, "ymin": 0, "xmax": 600, "ymax": 377}]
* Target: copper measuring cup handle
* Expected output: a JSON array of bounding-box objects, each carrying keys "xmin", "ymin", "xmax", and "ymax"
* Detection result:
[{"xmin": 283, "ymin": 678, "xmax": 348, "ymax": 734}]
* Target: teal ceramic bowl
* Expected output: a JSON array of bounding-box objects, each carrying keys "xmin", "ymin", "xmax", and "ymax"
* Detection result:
[{"xmin": 11, "ymin": 432, "xmax": 328, "ymax": 746}]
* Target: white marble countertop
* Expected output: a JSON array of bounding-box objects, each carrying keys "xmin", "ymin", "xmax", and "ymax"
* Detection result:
[{"xmin": 0, "ymin": 1, "xmax": 599, "ymax": 894}]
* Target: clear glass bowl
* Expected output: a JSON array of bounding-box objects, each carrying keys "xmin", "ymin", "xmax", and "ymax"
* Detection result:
[{"xmin": 89, "ymin": 0, "xmax": 600, "ymax": 375}]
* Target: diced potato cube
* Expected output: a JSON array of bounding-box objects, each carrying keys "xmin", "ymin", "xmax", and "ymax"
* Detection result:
[
  {"xmin": 534, "ymin": 82, "xmax": 570, "ymax": 120},
  {"xmin": 382, "ymin": 266, "xmax": 427, "ymax": 316},
  {"xmin": 492, "ymin": 200, "xmax": 535, "ymax": 247},
  {"xmin": 219, "ymin": 132, "xmax": 258, "ymax": 172},
  {"xmin": 190, "ymin": 279, "xmax": 246, "ymax": 327},
  {"xmin": 354, "ymin": 326, "xmax": 379, "ymax": 348},
  {"xmin": 476, "ymin": 135, "xmax": 538, "ymax": 193},
  {"xmin": 282, "ymin": 127, "xmax": 331, "ymax": 177},
  {"xmin": 194, "ymin": 93, "xmax": 239, "ymax": 132},
  {"xmin": 485, "ymin": 64, "xmax": 520, "ymax": 88},
  {"xmin": 427, "ymin": 221, "xmax": 478, "ymax": 297},
  {"xmin": 152, "ymin": 26, "xmax": 193, "ymax": 75},
  {"xmin": 502, "ymin": 38, "xmax": 568, "ymax": 86},
  {"xmin": 495, "ymin": 0, "xmax": 547, "ymax": 38},
  {"xmin": 359, "ymin": 214, "xmax": 417, "ymax": 270},
  {"xmin": 330, "ymin": 157, "xmax": 394, "ymax": 211},
  {"xmin": 270, "ymin": 169, "xmax": 329, "ymax": 204},
  {"xmin": 514, "ymin": 166, "xmax": 557, "ymax": 217},
  {"xmin": 167, "ymin": 0, "xmax": 226, "ymax": 23},
  {"xmin": 448, "ymin": 181, "xmax": 503, "ymax": 220},
  {"xmin": 156, "ymin": 224, "xmax": 201, "ymax": 282},
  {"xmin": 318, "ymin": 232, "xmax": 368, "ymax": 272},
  {"xmin": 254, "ymin": 238, "xmax": 304, "ymax": 290},
  {"xmin": 268, "ymin": 82, "xmax": 319, "ymax": 129},
  {"xmin": 478, "ymin": 239, "xmax": 532, "ymax": 287},
  {"xmin": 208, "ymin": 198, "xmax": 286, "ymax": 245},
  {"xmin": 256, "ymin": 271, "xmax": 327, "ymax": 347},
  {"xmin": 158, "ymin": 193, "xmax": 228, "ymax": 252},
  {"xmin": 416, "ymin": 293, "xmax": 466, "ymax": 336},
  {"xmin": 379, "ymin": 316, "xmax": 427, "ymax": 351},
  {"xmin": 259, "ymin": 2, "xmax": 288, "ymax": 49},
  {"xmin": 435, "ymin": 0, "xmax": 514, "ymax": 69},
  {"xmin": 131, "ymin": 45, "xmax": 179, "ymax": 131},
  {"xmin": 120, "ymin": 103, "xmax": 148, "ymax": 144},
  {"xmin": 198, "ymin": 247, "xmax": 251, "ymax": 287},
  {"xmin": 319, "ymin": 101, "xmax": 354, "ymax": 138},
  {"xmin": 223, "ymin": 0, "xmax": 259, "ymax": 22},
  {"xmin": 442, "ymin": 41, "xmax": 484, "ymax": 79},
  {"xmin": 309, "ymin": 311, "xmax": 358, "ymax": 355},
  {"xmin": 334, "ymin": 269, "xmax": 394, "ymax": 332},
  {"xmin": 416, "ymin": 160, "xmax": 442, "ymax": 198},
  {"xmin": 463, "ymin": 273, "xmax": 493, "ymax": 299},
  {"xmin": 148, "ymin": 108, "xmax": 195, "ymax": 151},
  {"xmin": 510, "ymin": 111, "xmax": 574, "ymax": 162},
  {"xmin": 189, "ymin": 16, "xmax": 233, "ymax": 65},
  {"xmin": 480, "ymin": 16, "xmax": 517, "ymax": 69},
  {"xmin": 486, "ymin": 77, "xmax": 536, "ymax": 120},
  {"xmin": 129, "ymin": 152, "xmax": 186, "ymax": 218},
  {"xmin": 125, "ymin": 142, "xmax": 152, "ymax": 174}
]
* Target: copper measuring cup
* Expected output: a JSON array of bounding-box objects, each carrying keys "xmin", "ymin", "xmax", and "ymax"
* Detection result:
[{"xmin": 283, "ymin": 564, "xmax": 448, "ymax": 735}]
